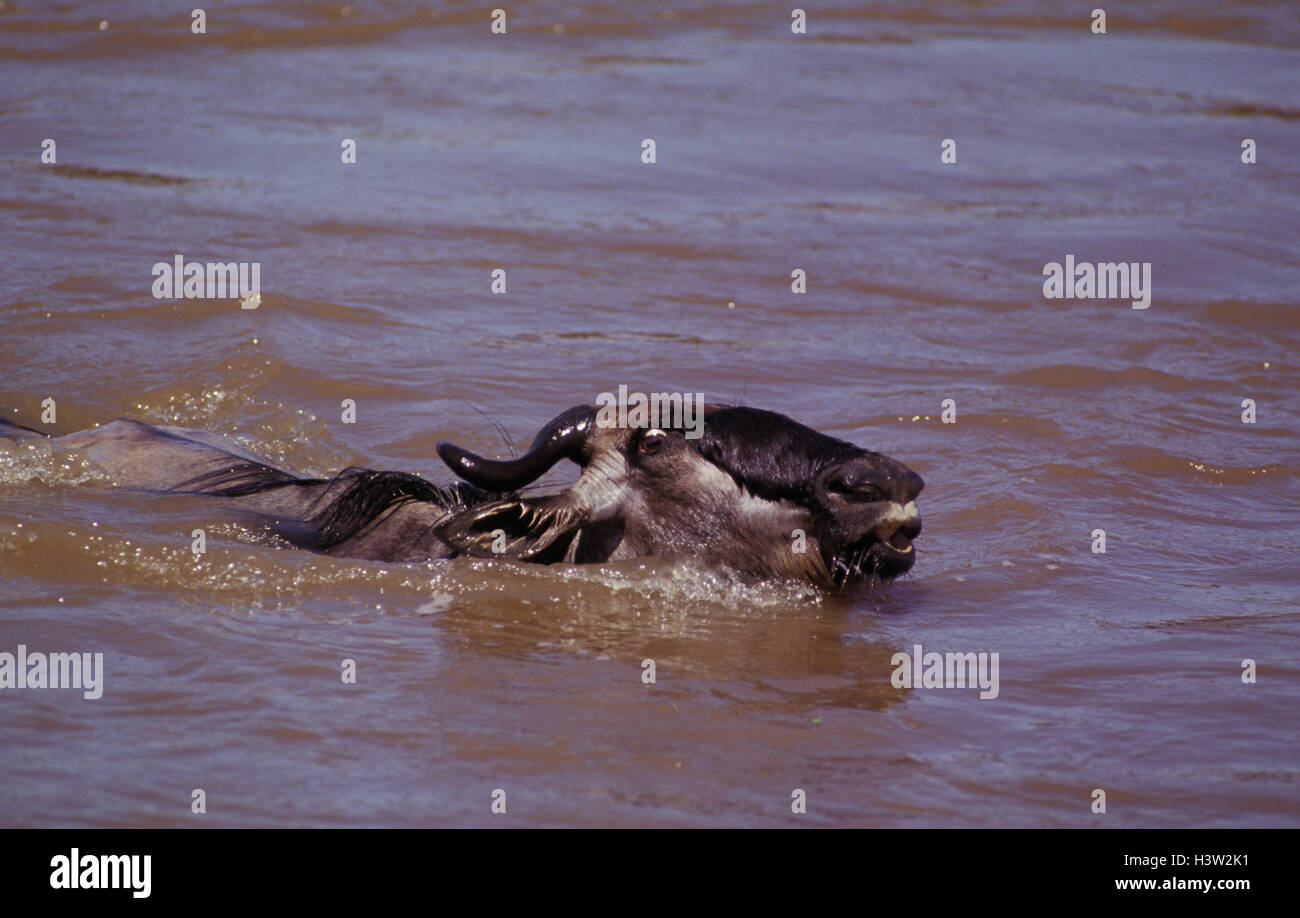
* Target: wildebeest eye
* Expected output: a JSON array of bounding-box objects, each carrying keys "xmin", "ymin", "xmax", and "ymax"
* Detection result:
[{"xmin": 639, "ymin": 429, "xmax": 668, "ymax": 455}]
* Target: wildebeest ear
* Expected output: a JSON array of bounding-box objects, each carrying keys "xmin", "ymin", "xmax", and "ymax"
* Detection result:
[{"xmin": 434, "ymin": 496, "xmax": 587, "ymax": 563}]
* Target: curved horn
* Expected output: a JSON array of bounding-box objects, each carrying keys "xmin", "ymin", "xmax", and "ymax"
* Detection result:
[{"xmin": 437, "ymin": 404, "xmax": 596, "ymax": 491}]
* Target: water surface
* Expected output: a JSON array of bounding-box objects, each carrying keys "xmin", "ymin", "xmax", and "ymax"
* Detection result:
[{"xmin": 1, "ymin": 0, "xmax": 1297, "ymax": 827}]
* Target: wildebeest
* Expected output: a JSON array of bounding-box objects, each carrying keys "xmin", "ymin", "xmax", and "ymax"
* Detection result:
[{"xmin": 0, "ymin": 403, "xmax": 924, "ymax": 588}]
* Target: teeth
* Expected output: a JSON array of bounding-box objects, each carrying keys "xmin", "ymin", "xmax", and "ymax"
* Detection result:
[{"xmin": 882, "ymin": 530, "xmax": 913, "ymax": 553}]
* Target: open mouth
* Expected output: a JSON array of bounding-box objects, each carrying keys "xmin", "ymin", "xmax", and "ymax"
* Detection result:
[
  {"xmin": 882, "ymin": 529, "xmax": 914, "ymax": 555},
  {"xmin": 867, "ymin": 533, "xmax": 916, "ymax": 574},
  {"xmin": 832, "ymin": 530, "xmax": 917, "ymax": 587}
]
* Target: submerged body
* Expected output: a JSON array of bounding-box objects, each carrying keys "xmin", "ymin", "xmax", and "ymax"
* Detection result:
[{"xmin": 0, "ymin": 403, "xmax": 924, "ymax": 589}]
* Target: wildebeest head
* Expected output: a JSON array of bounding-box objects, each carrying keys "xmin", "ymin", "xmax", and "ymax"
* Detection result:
[{"xmin": 435, "ymin": 404, "xmax": 924, "ymax": 589}]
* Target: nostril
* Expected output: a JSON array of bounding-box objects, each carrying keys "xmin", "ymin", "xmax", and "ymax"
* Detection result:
[
  {"xmin": 904, "ymin": 470, "xmax": 924, "ymax": 502},
  {"xmin": 827, "ymin": 469, "xmax": 886, "ymax": 502}
]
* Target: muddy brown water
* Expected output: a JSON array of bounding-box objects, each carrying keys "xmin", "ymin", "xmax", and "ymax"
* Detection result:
[{"xmin": 1, "ymin": 1, "xmax": 1297, "ymax": 827}]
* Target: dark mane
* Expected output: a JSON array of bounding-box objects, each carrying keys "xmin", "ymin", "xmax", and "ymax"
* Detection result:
[
  {"xmin": 298, "ymin": 469, "xmax": 493, "ymax": 551},
  {"xmin": 175, "ymin": 463, "xmax": 496, "ymax": 552},
  {"xmin": 175, "ymin": 463, "xmax": 309, "ymax": 496},
  {"xmin": 689, "ymin": 407, "xmax": 861, "ymax": 504}
]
